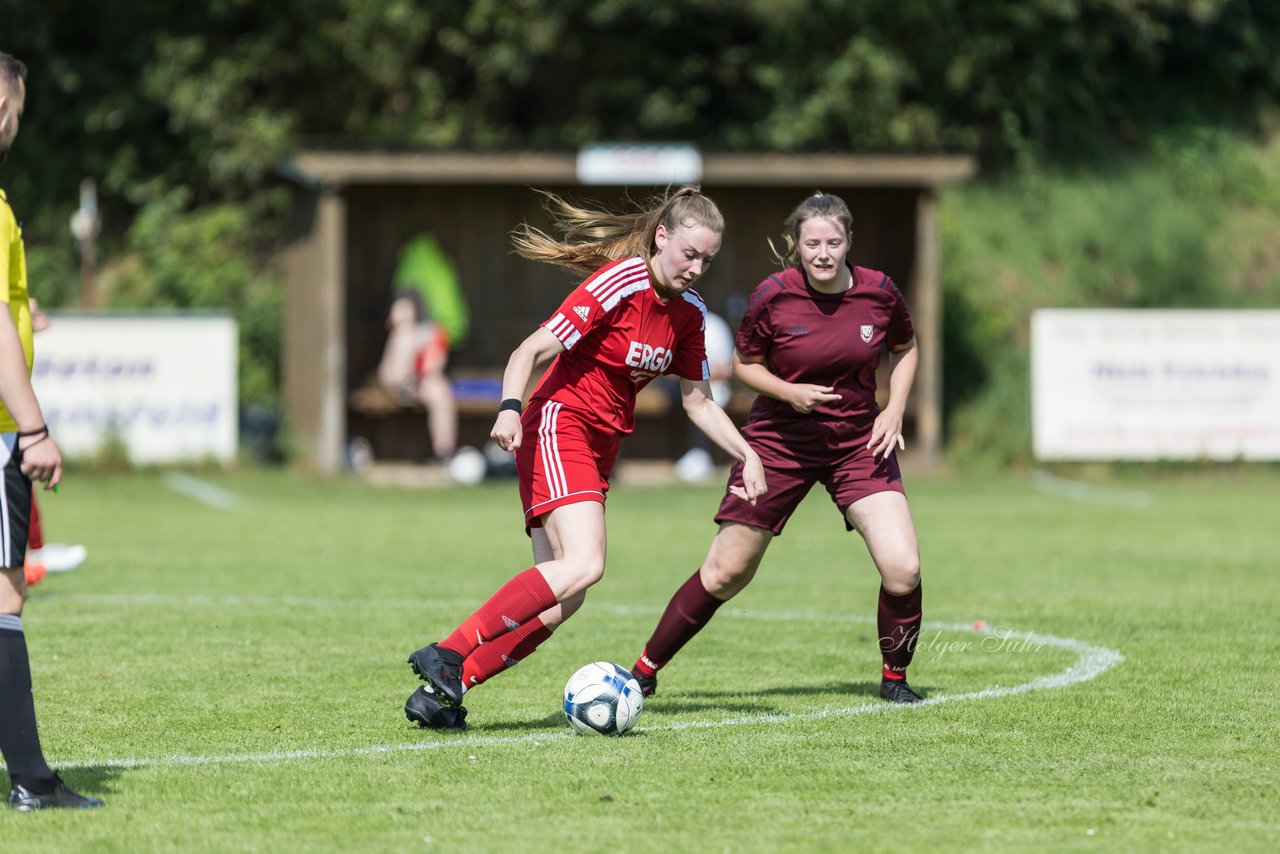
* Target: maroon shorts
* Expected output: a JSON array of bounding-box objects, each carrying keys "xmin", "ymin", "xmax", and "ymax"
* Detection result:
[
  {"xmin": 517, "ymin": 400, "xmax": 619, "ymax": 529},
  {"xmin": 714, "ymin": 416, "xmax": 903, "ymax": 536}
]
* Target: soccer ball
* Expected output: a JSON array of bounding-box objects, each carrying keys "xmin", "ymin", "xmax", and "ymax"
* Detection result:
[
  {"xmin": 563, "ymin": 661, "xmax": 644, "ymax": 736},
  {"xmin": 445, "ymin": 445, "xmax": 487, "ymax": 486}
]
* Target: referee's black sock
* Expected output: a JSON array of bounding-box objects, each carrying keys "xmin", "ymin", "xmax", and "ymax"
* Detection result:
[{"xmin": 0, "ymin": 615, "xmax": 57, "ymax": 791}]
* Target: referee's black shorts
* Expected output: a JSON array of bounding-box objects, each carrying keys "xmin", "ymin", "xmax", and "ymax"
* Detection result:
[{"xmin": 0, "ymin": 433, "xmax": 33, "ymax": 570}]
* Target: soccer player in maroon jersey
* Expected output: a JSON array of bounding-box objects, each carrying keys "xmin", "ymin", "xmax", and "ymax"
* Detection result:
[
  {"xmin": 403, "ymin": 186, "xmax": 767, "ymax": 729},
  {"xmin": 630, "ymin": 191, "xmax": 927, "ymax": 704}
]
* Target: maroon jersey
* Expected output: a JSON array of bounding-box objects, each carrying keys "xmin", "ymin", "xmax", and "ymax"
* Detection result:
[
  {"xmin": 533, "ymin": 256, "xmax": 709, "ymax": 436},
  {"xmin": 736, "ymin": 264, "xmax": 913, "ymax": 431}
]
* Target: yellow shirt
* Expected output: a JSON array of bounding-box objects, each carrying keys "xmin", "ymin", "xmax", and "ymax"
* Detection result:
[{"xmin": 0, "ymin": 188, "xmax": 35, "ymax": 432}]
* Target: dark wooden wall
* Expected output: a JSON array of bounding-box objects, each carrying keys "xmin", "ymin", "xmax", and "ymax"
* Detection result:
[{"xmin": 343, "ymin": 183, "xmax": 919, "ymax": 461}]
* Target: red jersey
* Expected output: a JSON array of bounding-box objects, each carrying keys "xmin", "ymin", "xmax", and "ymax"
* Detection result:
[
  {"xmin": 533, "ymin": 257, "xmax": 709, "ymax": 435},
  {"xmin": 736, "ymin": 264, "xmax": 914, "ymax": 429}
]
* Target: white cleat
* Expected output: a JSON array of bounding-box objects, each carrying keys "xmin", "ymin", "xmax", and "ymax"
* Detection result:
[{"xmin": 29, "ymin": 543, "xmax": 87, "ymax": 573}]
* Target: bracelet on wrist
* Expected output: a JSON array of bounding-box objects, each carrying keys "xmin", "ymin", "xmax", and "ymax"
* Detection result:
[
  {"xmin": 498, "ymin": 398, "xmax": 523, "ymax": 414},
  {"xmin": 17, "ymin": 425, "xmax": 49, "ymax": 438}
]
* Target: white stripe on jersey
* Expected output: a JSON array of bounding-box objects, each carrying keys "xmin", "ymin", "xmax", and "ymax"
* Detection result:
[
  {"xmin": 538, "ymin": 401, "xmax": 568, "ymax": 499},
  {"xmin": 599, "ymin": 281, "xmax": 650, "ymax": 312},
  {"xmin": 586, "ymin": 260, "xmax": 650, "ymax": 310},
  {"xmin": 545, "ymin": 313, "xmax": 582, "ymax": 349},
  {"xmin": 680, "ymin": 289, "xmax": 708, "ymax": 326},
  {"xmin": 683, "ymin": 290, "xmax": 709, "ymax": 379}
]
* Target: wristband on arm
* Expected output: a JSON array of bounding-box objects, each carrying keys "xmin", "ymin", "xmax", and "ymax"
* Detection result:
[{"xmin": 498, "ymin": 398, "xmax": 523, "ymax": 414}]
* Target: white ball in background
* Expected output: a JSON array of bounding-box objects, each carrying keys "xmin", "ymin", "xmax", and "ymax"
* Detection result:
[
  {"xmin": 674, "ymin": 448, "xmax": 714, "ymax": 483},
  {"xmin": 445, "ymin": 445, "xmax": 487, "ymax": 486}
]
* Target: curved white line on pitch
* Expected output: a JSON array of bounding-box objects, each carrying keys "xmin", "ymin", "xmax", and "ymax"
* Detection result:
[
  {"xmin": 1030, "ymin": 470, "xmax": 1152, "ymax": 510},
  {"xmin": 163, "ymin": 472, "xmax": 242, "ymax": 510},
  {"xmin": 55, "ymin": 620, "xmax": 1122, "ymax": 772}
]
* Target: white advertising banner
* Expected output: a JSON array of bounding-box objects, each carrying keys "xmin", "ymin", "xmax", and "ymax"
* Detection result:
[
  {"xmin": 577, "ymin": 143, "xmax": 702, "ymax": 185},
  {"xmin": 30, "ymin": 312, "xmax": 238, "ymax": 464},
  {"xmin": 1032, "ymin": 309, "xmax": 1280, "ymax": 460}
]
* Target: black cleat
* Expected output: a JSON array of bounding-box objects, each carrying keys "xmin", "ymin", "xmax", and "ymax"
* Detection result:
[
  {"xmin": 8, "ymin": 775, "xmax": 104, "ymax": 811},
  {"xmin": 407, "ymin": 642, "xmax": 465, "ymax": 706},
  {"xmin": 405, "ymin": 686, "xmax": 468, "ymax": 731},
  {"xmin": 880, "ymin": 678, "xmax": 924, "ymax": 704},
  {"xmin": 631, "ymin": 668, "xmax": 657, "ymax": 698}
]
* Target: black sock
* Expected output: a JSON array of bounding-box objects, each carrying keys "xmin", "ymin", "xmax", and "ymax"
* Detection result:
[{"xmin": 0, "ymin": 616, "xmax": 56, "ymax": 791}]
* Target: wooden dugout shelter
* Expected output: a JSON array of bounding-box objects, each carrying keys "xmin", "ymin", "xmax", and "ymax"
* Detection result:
[{"xmin": 281, "ymin": 150, "xmax": 975, "ymax": 474}]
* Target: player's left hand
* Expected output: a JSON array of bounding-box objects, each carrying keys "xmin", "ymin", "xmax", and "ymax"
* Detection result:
[
  {"xmin": 867, "ymin": 410, "xmax": 906, "ymax": 460},
  {"xmin": 729, "ymin": 454, "xmax": 767, "ymax": 505}
]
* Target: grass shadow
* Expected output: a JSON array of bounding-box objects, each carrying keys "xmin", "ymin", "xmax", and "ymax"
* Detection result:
[{"xmin": 640, "ymin": 679, "xmax": 936, "ymax": 716}]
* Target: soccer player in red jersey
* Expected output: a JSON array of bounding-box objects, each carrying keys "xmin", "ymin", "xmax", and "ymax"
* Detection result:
[
  {"xmin": 404, "ymin": 186, "xmax": 767, "ymax": 729},
  {"xmin": 630, "ymin": 191, "xmax": 928, "ymax": 704}
]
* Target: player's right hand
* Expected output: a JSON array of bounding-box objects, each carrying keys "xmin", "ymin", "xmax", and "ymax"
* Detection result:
[
  {"xmin": 787, "ymin": 384, "xmax": 841, "ymax": 414},
  {"xmin": 729, "ymin": 454, "xmax": 767, "ymax": 505},
  {"xmin": 491, "ymin": 410, "xmax": 523, "ymax": 452},
  {"xmin": 18, "ymin": 434, "xmax": 63, "ymax": 490}
]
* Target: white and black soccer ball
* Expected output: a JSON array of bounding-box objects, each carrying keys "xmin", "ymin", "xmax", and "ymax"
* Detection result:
[
  {"xmin": 445, "ymin": 445, "xmax": 487, "ymax": 486},
  {"xmin": 563, "ymin": 661, "xmax": 644, "ymax": 736}
]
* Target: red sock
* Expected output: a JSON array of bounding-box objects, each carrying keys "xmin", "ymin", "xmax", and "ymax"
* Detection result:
[
  {"xmin": 441, "ymin": 568, "xmax": 557, "ymax": 657},
  {"xmin": 461, "ymin": 618, "xmax": 553, "ymax": 690},
  {"xmin": 633, "ymin": 569, "xmax": 725, "ymax": 677},
  {"xmin": 878, "ymin": 583, "xmax": 922, "ymax": 680},
  {"xmin": 28, "ymin": 495, "xmax": 43, "ymax": 551}
]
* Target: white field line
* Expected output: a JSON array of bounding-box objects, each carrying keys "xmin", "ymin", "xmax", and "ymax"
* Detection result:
[
  {"xmin": 48, "ymin": 600, "xmax": 1123, "ymax": 772},
  {"xmin": 162, "ymin": 472, "xmax": 242, "ymax": 510},
  {"xmin": 1030, "ymin": 469, "xmax": 1152, "ymax": 510}
]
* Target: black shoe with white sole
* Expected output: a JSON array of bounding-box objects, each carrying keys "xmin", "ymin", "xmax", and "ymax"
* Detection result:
[
  {"xmin": 405, "ymin": 686, "xmax": 468, "ymax": 730},
  {"xmin": 8, "ymin": 775, "xmax": 104, "ymax": 811},
  {"xmin": 407, "ymin": 642, "xmax": 465, "ymax": 706}
]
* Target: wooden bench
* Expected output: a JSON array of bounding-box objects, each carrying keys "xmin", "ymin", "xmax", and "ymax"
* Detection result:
[{"xmin": 349, "ymin": 368, "xmax": 755, "ymax": 420}]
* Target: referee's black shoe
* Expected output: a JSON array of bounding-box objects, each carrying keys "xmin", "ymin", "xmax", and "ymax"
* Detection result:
[
  {"xmin": 407, "ymin": 642, "xmax": 465, "ymax": 707},
  {"xmin": 879, "ymin": 677, "xmax": 924, "ymax": 704},
  {"xmin": 405, "ymin": 686, "xmax": 468, "ymax": 731},
  {"xmin": 8, "ymin": 775, "xmax": 104, "ymax": 811}
]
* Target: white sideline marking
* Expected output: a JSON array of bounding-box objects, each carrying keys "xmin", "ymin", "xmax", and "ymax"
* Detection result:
[
  {"xmin": 1030, "ymin": 470, "xmax": 1152, "ymax": 510},
  {"xmin": 163, "ymin": 472, "xmax": 241, "ymax": 510},
  {"xmin": 52, "ymin": 616, "xmax": 1123, "ymax": 772}
]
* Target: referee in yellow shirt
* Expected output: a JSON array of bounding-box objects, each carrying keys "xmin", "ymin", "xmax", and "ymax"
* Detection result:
[{"xmin": 0, "ymin": 50, "xmax": 102, "ymax": 811}]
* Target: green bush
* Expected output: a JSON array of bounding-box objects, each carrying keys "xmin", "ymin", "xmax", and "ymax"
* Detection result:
[
  {"xmin": 941, "ymin": 129, "xmax": 1280, "ymax": 468},
  {"xmin": 99, "ymin": 188, "xmax": 284, "ymax": 413}
]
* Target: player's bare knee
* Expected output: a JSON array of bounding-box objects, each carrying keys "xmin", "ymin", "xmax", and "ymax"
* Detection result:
[
  {"xmin": 567, "ymin": 557, "xmax": 606, "ymax": 592},
  {"xmin": 882, "ymin": 558, "xmax": 921, "ymax": 595},
  {"xmin": 700, "ymin": 559, "xmax": 753, "ymax": 597}
]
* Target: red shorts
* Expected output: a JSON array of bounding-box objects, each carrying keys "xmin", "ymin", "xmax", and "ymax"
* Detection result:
[
  {"xmin": 412, "ymin": 325, "xmax": 450, "ymax": 379},
  {"xmin": 714, "ymin": 416, "xmax": 903, "ymax": 536},
  {"xmin": 517, "ymin": 400, "xmax": 619, "ymax": 529}
]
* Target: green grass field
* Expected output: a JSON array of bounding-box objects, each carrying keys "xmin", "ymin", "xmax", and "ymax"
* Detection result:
[{"xmin": 3, "ymin": 466, "xmax": 1278, "ymax": 851}]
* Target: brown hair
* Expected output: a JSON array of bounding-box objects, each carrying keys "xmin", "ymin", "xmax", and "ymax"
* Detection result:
[
  {"xmin": 0, "ymin": 52, "xmax": 27, "ymax": 92},
  {"xmin": 512, "ymin": 185, "xmax": 724, "ymax": 276},
  {"xmin": 769, "ymin": 191, "xmax": 854, "ymax": 267}
]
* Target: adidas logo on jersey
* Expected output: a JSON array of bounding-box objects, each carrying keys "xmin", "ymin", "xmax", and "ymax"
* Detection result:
[{"xmin": 573, "ymin": 305, "xmax": 590, "ymax": 321}]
